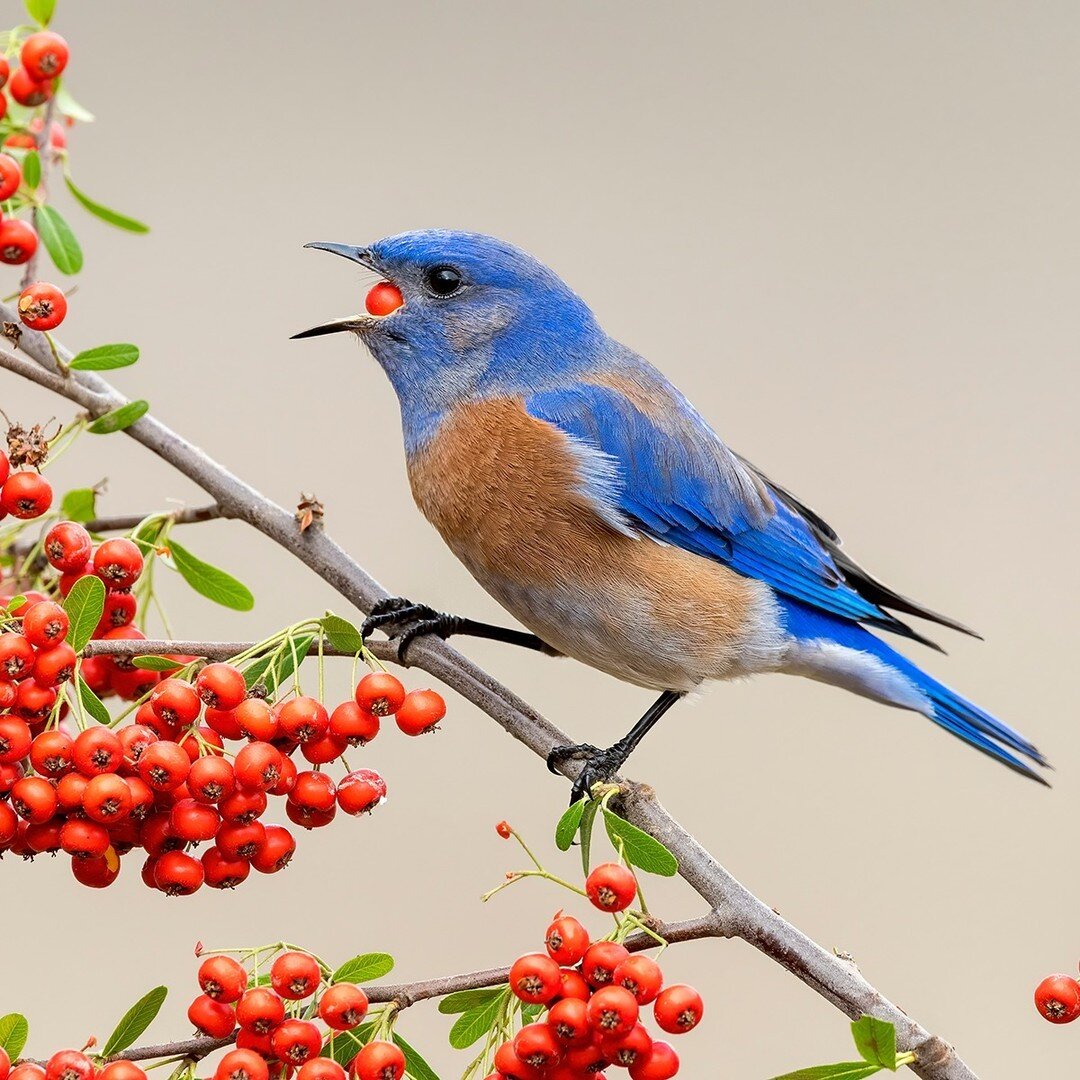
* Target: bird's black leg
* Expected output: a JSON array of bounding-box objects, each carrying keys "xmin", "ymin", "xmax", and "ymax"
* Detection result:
[
  {"xmin": 548, "ymin": 690, "xmax": 685, "ymax": 803},
  {"xmin": 362, "ymin": 597, "xmax": 561, "ymax": 662}
]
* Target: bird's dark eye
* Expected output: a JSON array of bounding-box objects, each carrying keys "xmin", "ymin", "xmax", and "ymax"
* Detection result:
[{"xmin": 424, "ymin": 265, "xmax": 463, "ymax": 297}]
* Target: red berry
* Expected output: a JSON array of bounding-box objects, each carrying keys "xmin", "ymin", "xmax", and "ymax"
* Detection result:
[
  {"xmin": 513, "ymin": 1023, "xmax": 562, "ymax": 1071},
  {"xmin": 271, "ymin": 951, "xmax": 321, "ymax": 1000},
  {"xmin": 94, "ymin": 538, "xmax": 144, "ymax": 590},
  {"xmin": 354, "ymin": 671, "xmax": 405, "ymax": 716},
  {"xmin": 0, "ymin": 471, "xmax": 52, "ymax": 518},
  {"xmin": 365, "ymin": 281, "xmax": 404, "ymax": 317},
  {"xmin": 328, "ymin": 700, "xmax": 380, "ymax": 746},
  {"xmin": 98, "ymin": 590, "xmax": 138, "ymax": 634},
  {"xmin": 0, "ymin": 218, "xmax": 38, "ymax": 264},
  {"xmin": 216, "ymin": 819, "xmax": 266, "ymax": 861},
  {"xmin": 138, "ymin": 740, "xmax": 190, "ymax": 791},
  {"xmin": 545, "ymin": 914, "xmax": 590, "ymax": 966},
  {"xmin": 606, "ymin": 1023, "xmax": 653, "ymax": 1069},
  {"xmin": 11, "ymin": 775, "xmax": 57, "ymax": 822},
  {"xmin": 98, "ymin": 1063, "xmax": 147, "ymax": 1080},
  {"xmin": 335, "ymin": 768, "xmax": 386, "ymax": 815},
  {"xmin": 586, "ymin": 862, "xmax": 637, "ymax": 912},
  {"xmin": 22, "ymin": 600, "xmax": 69, "ymax": 647},
  {"xmin": 1035, "ymin": 974, "xmax": 1080, "ymax": 1024},
  {"xmin": 202, "ymin": 846, "xmax": 251, "ymax": 889},
  {"xmin": 9, "ymin": 1066, "xmax": 44, "ymax": 1080},
  {"xmin": 289, "ymin": 770, "xmax": 336, "ymax": 812},
  {"xmin": 558, "ymin": 968, "xmax": 591, "ymax": 1001},
  {"xmin": 277, "ymin": 696, "xmax": 329, "ymax": 744},
  {"xmin": 270, "ymin": 1019, "xmax": 321, "ymax": 1066},
  {"xmin": 587, "ymin": 985, "xmax": 639, "ymax": 1037},
  {"xmin": 60, "ymin": 817, "xmax": 110, "ymax": 859},
  {"xmin": 21, "ymin": 32, "xmax": 69, "ymax": 81},
  {"xmin": 297, "ymin": 1060, "xmax": 345, "ymax": 1080},
  {"xmin": 214, "ymin": 1050, "xmax": 268, "ymax": 1080},
  {"xmin": 189, "ymin": 755, "xmax": 235, "ymax": 804},
  {"xmin": 154, "ymin": 850, "xmax": 205, "ymax": 896},
  {"xmin": 319, "ymin": 982, "xmax": 369, "ymax": 1030},
  {"xmin": 187, "ymin": 993, "xmax": 236, "ymax": 1036},
  {"xmin": 299, "ymin": 729, "xmax": 347, "ymax": 765},
  {"xmin": 13, "ymin": 679, "xmax": 55, "ymax": 721},
  {"xmin": 350, "ymin": 1041, "xmax": 404, "ymax": 1080},
  {"xmin": 653, "ymin": 984, "xmax": 703, "ymax": 1034},
  {"xmin": 171, "ymin": 798, "xmax": 221, "ymax": 842},
  {"xmin": 18, "ymin": 282, "xmax": 66, "ymax": 330},
  {"xmin": 32, "ymin": 641, "xmax": 76, "ymax": 687},
  {"xmin": 0, "ymin": 714, "xmax": 31, "ymax": 761},
  {"xmin": 235, "ymin": 698, "xmax": 277, "ymax": 741},
  {"xmin": 547, "ymin": 996, "xmax": 590, "ymax": 1046},
  {"xmin": 8, "ymin": 67, "xmax": 52, "ymax": 107},
  {"xmin": 44, "ymin": 521, "xmax": 92, "ymax": 571},
  {"xmin": 236, "ymin": 987, "xmax": 285, "ymax": 1034},
  {"xmin": 73, "ymin": 727, "xmax": 123, "ymax": 776},
  {"xmin": 508, "ymin": 953, "xmax": 562, "ymax": 1004},
  {"xmin": 195, "ymin": 663, "xmax": 246, "ymax": 710},
  {"xmin": 0, "ymin": 153, "xmax": 20, "ymax": 200},
  {"xmin": 581, "ymin": 941, "xmax": 630, "ymax": 988},
  {"xmin": 219, "ymin": 786, "xmax": 267, "ymax": 823},
  {"xmin": 490, "ymin": 1044, "xmax": 532, "ymax": 1080},
  {"xmin": 234, "ymin": 741, "xmax": 282, "ymax": 791},
  {"xmin": 495, "ymin": 820, "xmax": 512, "ymax": 839},
  {"xmin": 199, "ymin": 955, "xmax": 248, "ymax": 1003},
  {"xmin": 45, "ymin": 1051, "xmax": 94, "ymax": 1080},
  {"xmin": 629, "ymin": 1040, "xmax": 679, "ymax": 1080},
  {"xmin": 250, "ymin": 823, "xmax": 295, "ymax": 873},
  {"xmin": 29, "ymin": 729, "xmax": 72, "ymax": 778},
  {"xmin": 83, "ymin": 772, "xmax": 133, "ymax": 823},
  {"xmin": 71, "ymin": 851, "xmax": 120, "ymax": 888},
  {"xmin": 394, "ymin": 688, "xmax": 445, "ymax": 735},
  {"xmin": 613, "ymin": 955, "xmax": 664, "ymax": 1005},
  {"xmin": 0, "ymin": 634, "xmax": 34, "ymax": 682}
]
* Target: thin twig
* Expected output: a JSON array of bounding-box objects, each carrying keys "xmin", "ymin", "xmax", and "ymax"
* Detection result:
[{"xmin": 0, "ymin": 322, "xmax": 979, "ymax": 1080}]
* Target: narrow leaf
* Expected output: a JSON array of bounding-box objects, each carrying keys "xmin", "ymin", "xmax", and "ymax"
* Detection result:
[
  {"xmin": 101, "ymin": 986, "xmax": 167, "ymax": 1057},
  {"xmin": 850, "ymin": 1016, "xmax": 897, "ymax": 1068},
  {"xmin": 63, "ymin": 574, "xmax": 105, "ymax": 652},
  {"xmin": 0, "ymin": 1014, "xmax": 28, "ymax": 1059},
  {"xmin": 243, "ymin": 636, "xmax": 312, "ymax": 693},
  {"xmin": 64, "ymin": 174, "xmax": 148, "ymax": 233},
  {"xmin": 167, "ymin": 539, "xmax": 254, "ymax": 611},
  {"xmin": 602, "ymin": 808, "xmax": 678, "ymax": 877},
  {"xmin": 24, "ymin": 0, "xmax": 55, "ymax": 26},
  {"xmin": 555, "ymin": 798, "xmax": 587, "ymax": 851},
  {"xmin": 579, "ymin": 798, "xmax": 600, "ymax": 877},
  {"xmin": 325, "ymin": 1023, "xmax": 373, "ymax": 1067},
  {"xmin": 770, "ymin": 1064, "xmax": 884, "ymax": 1080},
  {"xmin": 87, "ymin": 400, "xmax": 149, "ymax": 434},
  {"xmin": 74, "ymin": 674, "xmax": 111, "ymax": 725},
  {"xmin": 393, "ymin": 1032, "xmax": 441, "ymax": 1080},
  {"xmin": 448, "ymin": 991, "xmax": 506, "ymax": 1050},
  {"xmin": 331, "ymin": 952, "xmax": 394, "ymax": 984},
  {"xmin": 438, "ymin": 987, "xmax": 505, "ymax": 1015},
  {"xmin": 60, "ymin": 486, "xmax": 98, "ymax": 522},
  {"xmin": 132, "ymin": 655, "xmax": 184, "ymax": 672},
  {"xmin": 54, "ymin": 84, "xmax": 94, "ymax": 124},
  {"xmin": 320, "ymin": 613, "xmax": 364, "ymax": 654},
  {"xmin": 37, "ymin": 204, "xmax": 83, "ymax": 274},
  {"xmin": 70, "ymin": 343, "xmax": 140, "ymax": 371},
  {"xmin": 22, "ymin": 150, "xmax": 40, "ymax": 190}
]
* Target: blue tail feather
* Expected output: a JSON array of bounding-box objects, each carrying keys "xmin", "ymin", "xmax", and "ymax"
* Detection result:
[{"xmin": 780, "ymin": 600, "xmax": 1049, "ymax": 783}]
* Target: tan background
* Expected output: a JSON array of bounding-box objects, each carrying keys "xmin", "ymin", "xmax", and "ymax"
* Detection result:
[{"xmin": 2, "ymin": 2, "xmax": 1077, "ymax": 1076}]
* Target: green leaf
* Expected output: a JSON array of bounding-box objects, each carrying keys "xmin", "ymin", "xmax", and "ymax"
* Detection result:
[
  {"xmin": 850, "ymin": 1017, "xmax": 897, "ymax": 1069},
  {"xmin": 22, "ymin": 150, "xmax": 40, "ymax": 190},
  {"xmin": 132, "ymin": 655, "xmax": 184, "ymax": 672},
  {"xmin": 393, "ymin": 1032, "xmax": 441, "ymax": 1080},
  {"xmin": 24, "ymin": 0, "xmax": 55, "ymax": 26},
  {"xmin": 0, "ymin": 1013, "xmax": 28, "ymax": 1059},
  {"xmin": 60, "ymin": 486, "xmax": 98, "ymax": 523},
  {"xmin": 37, "ymin": 204, "xmax": 83, "ymax": 274},
  {"xmin": 331, "ymin": 952, "xmax": 394, "ymax": 984},
  {"xmin": 87, "ymin": 400, "xmax": 150, "ymax": 434},
  {"xmin": 437, "ymin": 987, "xmax": 505, "ymax": 1015},
  {"xmin": 74, "ymin": 673, "xmax": 111, "ymax": 725},
  {"xmin": 70, "ymin": 343, "xmax": 140, "ymax": 371},
  {"xmin": 64, "ymin": 174, "xmax": 147, "ymax": 233},
  {"xmin": 320, "ymin": 613, "xmax": 364, "ymax": 654},
  {"xmin": 243, "ymin": 635, "xmax": 313, "ymax": 693},
  {"xmin": 602, "ymin": 807, "xmax": 678, "ymax": 877},
  {"xmin": 54, "ymin": 83, "xmax": 94, "ymax": 124},
  {"xmin": 101, "ymin": 986, "xmax": 167, "ymax": 1057},
  {"xmin": 5, "ymin": 595, "xmax": 26, "ymax": 613},
  {"xmin": 448, "ymin": 990, "xmax": 506, "ymax": 1050},
  {"xmin": 325, "ymin": 1023, "xmax": 373, "ymax": 1066},
  {"xmin": 770, "ymin": 1065, "xmax": 883, "ymax": 1080},
  {"xmin": 579, "ymin": 798, "xmax": 600, "ymax": 877},
  {"xmin": 555, "ymin": 798, "xmax": 587, "ymax": 851},
  {"xmin": 63, "ymin": 574, "xmax": 105, "ymax": 653},
  {"xmin": 167, "ymin": 539, "xmax": 254, "ymax": 611}
]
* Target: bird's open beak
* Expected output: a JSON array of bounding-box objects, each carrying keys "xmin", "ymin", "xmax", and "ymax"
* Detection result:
[{"xmin": 291, "ymin": 242, "xmax": 377, "ymax": 339}]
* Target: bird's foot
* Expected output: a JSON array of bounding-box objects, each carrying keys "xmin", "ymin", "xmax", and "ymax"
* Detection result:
[
  {"xmin": 362, "ymin": 597, "xmax": 462, "ymax": 662},
  {"xmin": 547, "ymin": 742, "xmax": 626, "ymax": 804}
]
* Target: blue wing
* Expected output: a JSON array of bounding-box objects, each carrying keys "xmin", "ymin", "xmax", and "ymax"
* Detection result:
[{"xmin": 525, "ymin": 365, "xmax": 965, "ymax": 644}]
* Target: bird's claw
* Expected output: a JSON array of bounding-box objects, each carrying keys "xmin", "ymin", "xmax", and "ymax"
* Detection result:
[
  {"xmin": 547, "ymin": 742, "xmax": 624, "ymax": 804},
  {"xmin": 362, "ymin": 597, "xmax": 458, "ymax": 663}
]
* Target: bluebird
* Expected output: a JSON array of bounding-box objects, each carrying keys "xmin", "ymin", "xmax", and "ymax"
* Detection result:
[{"xmin": 295, "ymin": 231, "xmax": 1048, "ymax": 797}]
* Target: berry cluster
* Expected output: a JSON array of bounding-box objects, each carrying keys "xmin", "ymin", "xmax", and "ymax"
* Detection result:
[
  {"xmin": 187, "ymin": 948, "xmax": 403, "ymax": 1080},
  {"xmin": 1035, "ymin": 970, "xmax": 1080, "ymax": 1025},
  {"xmin": 2, "ymin": 1049, "xmax": 147, "ymax": 1080},
  {"xmin": 0, "ymin": 519, "xmax": 447, "ymax": 892},
  {"xmin": 493, "ymin": 914, "xmax": 703, "ymax": 1080}
]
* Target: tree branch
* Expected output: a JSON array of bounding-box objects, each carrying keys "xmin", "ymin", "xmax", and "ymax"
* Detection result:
[{"xmin": 0, "ymin": 323, "xmax": 979, "ymax": 1079}]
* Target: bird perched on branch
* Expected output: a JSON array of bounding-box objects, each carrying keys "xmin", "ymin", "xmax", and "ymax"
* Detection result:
[{"xmin": 295, "ymin": 231, "xmax": 1048, "ymax": 797}]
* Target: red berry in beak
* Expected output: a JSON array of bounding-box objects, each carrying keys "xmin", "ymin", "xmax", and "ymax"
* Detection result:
[{"xmin": 365, "ymin": 280, "xmax": 403, "ymax": 316}]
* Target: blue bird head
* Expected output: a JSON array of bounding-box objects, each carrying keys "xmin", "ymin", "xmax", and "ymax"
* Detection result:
[{"xmin": 294, "ymin": 230, "xmax": 608, "ymax": 449}]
